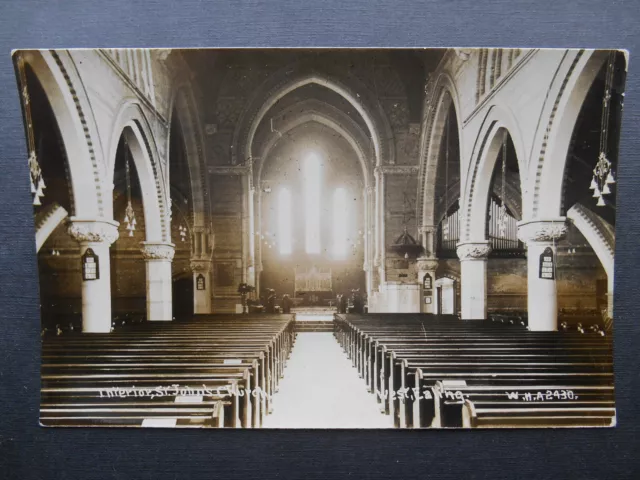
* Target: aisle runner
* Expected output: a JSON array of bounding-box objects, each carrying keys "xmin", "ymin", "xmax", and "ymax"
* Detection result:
[{"xmin": 263, "ymin": 333, "xmax": 394, "ymax": 428}]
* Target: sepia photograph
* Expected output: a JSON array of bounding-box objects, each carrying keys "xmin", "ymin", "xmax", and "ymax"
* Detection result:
[{"xmin": 14, "ymin": 47, "xmax": 626, "ymax": 429}]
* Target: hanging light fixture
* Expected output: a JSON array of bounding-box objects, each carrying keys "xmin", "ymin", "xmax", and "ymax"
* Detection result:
[
  {"xmin": 122, "ymin": 139, "xmax": 137, "ymax": 237},
  {"xmin": 389, "ymin": 186, "xmax": 423, "ymax": 259},
  {"xmin": 590, "ymin": 51, "xmax": 617, "ymax": 207},
  {"xmin": 497, "ymin": 130, "xmax": 509, "ymax": 237},
  {"xmin": 178, "ymin": 224, "xmax": 187, "ymax": 242},
  {"xmin": 16, "ymin": 53, "xmax": 46, "ymax": 206},
  {"xmin": 390, "ymin": 226, "xmax": 423, "ymax": 259}
]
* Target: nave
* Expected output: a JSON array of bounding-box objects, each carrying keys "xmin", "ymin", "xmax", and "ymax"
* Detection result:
[{"xmin": 17, "ymin": 48, "xmax": 625, "ymax": 430}]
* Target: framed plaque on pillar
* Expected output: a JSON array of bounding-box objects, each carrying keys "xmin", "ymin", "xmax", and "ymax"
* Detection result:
[
  {"xmin": 423, "ymin": 273, "xmax": 432, "ymax": 289},
  {"xmin": 539, "ymin": 247, "xmax": 555, "ymax": 280},
  {"xmin": 81, "ymin": 248, "xmax": 100, "ymax": 281},
  {"xmin": 196, "ymin": 274, "xmax": 206, "ymax": 291}
]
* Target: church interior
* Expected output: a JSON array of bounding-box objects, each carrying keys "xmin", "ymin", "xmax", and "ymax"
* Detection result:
[{"xmin": 16, "ymin": 48, "xmax": 624, "ymax": 428}]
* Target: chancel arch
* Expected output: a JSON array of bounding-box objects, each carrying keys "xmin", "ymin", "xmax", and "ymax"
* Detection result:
[
  {"xmin": 234, "ymin": 69, "xmax": 394, "ymax": 167},
  {"xmin": 256, "ymin": 120, "xmax": 367, "ymax": 305},
  {"xmin": 253, "ymin": 100, "xmax": 374, "ymax": 187}
]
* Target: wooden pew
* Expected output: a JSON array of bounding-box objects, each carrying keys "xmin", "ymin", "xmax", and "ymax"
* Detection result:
[
  {"xmin": 462, "ymin": 400, "xmax": 615, "ymax": 428},
  {"xmin": 334, "ymin": 313, "xmax": 614, "ymax": 429},
  {"xmin": 41, "ymin": 399, "xmax": 227, "ymax": 428},
  {"xmin": 41, "ymin": 314, "xmax": 295, "ymax": 428},
  {"xmin": 430, "ymin": 381, "xmax": 615, "ymax": 428}
]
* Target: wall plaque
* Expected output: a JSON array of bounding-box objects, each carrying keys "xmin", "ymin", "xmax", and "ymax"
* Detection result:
[
  {"xmin": 81, "ymin": 248, "xmax": 100, "ymax": 281},
  {"xmin": 539, "ymin": 247, "xmax": 555, "ymax": 280},
  {"xmin": 196, "ymin": 274, "xmax": 206, "ymax": 291},
  {"xmin": 423, "ymin": 273, "xmax": 432, "ymax": 289}
]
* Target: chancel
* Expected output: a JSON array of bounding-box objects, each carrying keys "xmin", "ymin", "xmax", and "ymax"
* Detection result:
[{"xmin": 16, "ymin": 48, "xmax": 625, "ymax": 428}]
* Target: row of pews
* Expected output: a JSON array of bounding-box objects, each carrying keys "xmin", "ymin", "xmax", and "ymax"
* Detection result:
[
  {"xmin": 41, "ymin": 314, "xmax": 296, "ymax": 428},
  {"xmin": 335, "ymin": 313, "xmax": 615, "ymax": 429}
]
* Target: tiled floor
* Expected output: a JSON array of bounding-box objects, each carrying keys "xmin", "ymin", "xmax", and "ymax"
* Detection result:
[{"xmin": 263, "ymin": 332, "xmax": 394, "ymax": 428}]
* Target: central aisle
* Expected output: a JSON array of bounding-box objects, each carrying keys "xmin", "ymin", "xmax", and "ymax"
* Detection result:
[{"xmin": 263, "ymin": 332, "xmax": 394, "ymax": 428}]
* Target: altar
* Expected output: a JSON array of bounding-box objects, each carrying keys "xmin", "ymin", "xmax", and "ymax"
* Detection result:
[{"xmin": 294, "ymin": 266, "xmax": 333, "ymax": 305}]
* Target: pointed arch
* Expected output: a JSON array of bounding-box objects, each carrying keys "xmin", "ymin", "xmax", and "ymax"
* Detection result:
[
  {"xmin": 417, "ymin": 72, "xmax": 464, "ymax": 229},
  {"xmin": 20, "ymin": 50, "xmax": 104, "ymax": 219},
  {"xmin": 233, "ymin": 69, "xmax": 394, "ymax": 167},
  {"xmin": 529, "ymin": 49, "xmax": 610, "ymax": 219},
  {"xmin": 108, "ymin": 101, "xmax": 167, "ymax": 243},
  {"xmin": 461, "ymin": 105, "xmax": 527, "ymax": 242},
  {"xmin": 566, "ymin": 203, "xmax": 614, "ymax": 280},
  {"xmin": 254, "ymin": 105, "xmax": 373, "ymax": 188},
  {"xmin": 167, "ymin": 84, "xmax": 211, "ymax": 230}
]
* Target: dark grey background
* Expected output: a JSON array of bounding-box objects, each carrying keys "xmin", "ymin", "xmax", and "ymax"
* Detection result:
[{"xmin": 0, "ymin": 1, "xmax": 638, "ymax": 479}]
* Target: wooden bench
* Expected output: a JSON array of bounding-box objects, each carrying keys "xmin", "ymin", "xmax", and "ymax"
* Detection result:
[
  {"xmin": 41, "ymin": 314, "xmax": 295, "ymax": 428},
  {"xmin": 431, "ymin": 381, "xmax": 615, "ymax": 428},
  {"xmin": 334, "ymin": 313, "xmax": 614, "ymax": 429}
]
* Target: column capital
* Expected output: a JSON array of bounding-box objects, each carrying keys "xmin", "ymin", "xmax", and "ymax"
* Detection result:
[
  {"xmin": 191, "ymin": 226, "xmax": 211, "ymax": 235},
  {"xmin": 416, "ymin": 256, "xmax": 439, "ymax": 271},
  {"xmin": 456, "ymin": 241, "xmax": 492, "ymax": 261},
  {"xmin": 517, "ymin": 218, "xmax": 567, "ymax": 243},
  {"xmin": 419, "ymin": 224, "xmax": 437, "ymax": 234},
  {"xmin": 67, "ymin": 217, "xmax": 119, "ymax": 245},
  {"xmin": 190, "ymin": 259, "xmax": 212, "ymax": 272},
  {"xmin": 141, "ymin": 242, "xmax": 175, "ymax": 261}
]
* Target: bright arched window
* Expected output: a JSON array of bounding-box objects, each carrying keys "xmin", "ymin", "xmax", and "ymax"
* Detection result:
[
  {"xmin": 304, "ymin": 154, "xmax": 321, "ymax": 254},
  {"xmin": 332, "ymin": 187, "xmax": 349, "ymax": 258},
  {"xmin": 278, "ymin": 187, "xmax": 292, "ymax": 255}
]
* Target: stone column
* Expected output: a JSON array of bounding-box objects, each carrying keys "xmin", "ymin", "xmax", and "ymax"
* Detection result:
[
  {"xmin": 363, "ymin": 185, "xmax": 375, "ymax": 299},
  {"xmin": 246, "ymin": 181, "xmax": 256, "ymax": 287},
  {"xmin": 67, "ymin": 218, "xmax": 119, "ymax": 333},
  {"xmin": 456, "ymin": 242, "xmax": 492, "ymax": 320},
  {"xmin": 518, "ymin": 219, "xmax": 567, "ymax": 331},
  {"xmin": 191, "ymin": 259, "xmax": 213, "ymax": 314},
  {"xmin": 241, "ymin": 174, "xmax": 250, "ymax": 284},
  {"xmin": 375, "ymin": 168, "xmax": 386, "ymax": 284},
  {"xmin": 607, "ymin": 275, "xmax": 614, "ymax": 319},
  {"xmin": 255, "ymin": 189, "xmax": 263, "ymax": 296},
  {"xmin": 416, "ymin": 257, "xmax": 439, "ymax": 314},
  {"xmin": 420, "ymin": 225, "xmax": 437, "ymax": 258},
  {"xmin": 141, "ymin": 242, "xmax": 175, "ymax": 321}
]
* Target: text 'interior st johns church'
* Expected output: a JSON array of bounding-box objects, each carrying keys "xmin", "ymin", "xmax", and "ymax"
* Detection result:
[{"xmin": 16, "ymin": 48, "xmax": 625, "ymax": 429}]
